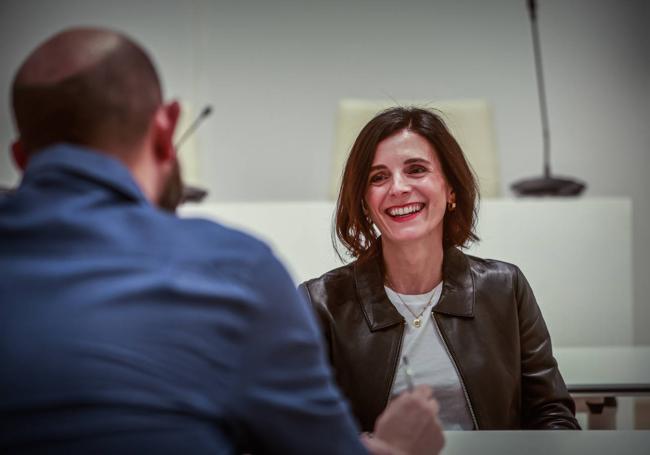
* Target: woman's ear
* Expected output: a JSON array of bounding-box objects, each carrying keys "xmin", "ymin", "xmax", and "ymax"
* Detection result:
[
  {"xmin": 446, "ymin": 189, "xmax": 457, "ymax": 212},
  {"xmin": 11, "ymin": 140, "xmax": 28, "ymax": 171}
]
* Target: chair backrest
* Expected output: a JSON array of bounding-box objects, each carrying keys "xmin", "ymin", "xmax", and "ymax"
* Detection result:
[
  {"xmin": 174, "ymin": 102, "xmax": 203, "ymax": 187},
  {"xmin": 331, "ymin": 98, "xmax": 501, "ymax": 199}
]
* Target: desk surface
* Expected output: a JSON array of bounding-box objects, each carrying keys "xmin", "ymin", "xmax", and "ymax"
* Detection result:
[
  {"xmin": 442, "ymin": 431, "xmax": 650, "ymax": 455},
  {"xmin": 554, "ymin": 346, "xmax": 650, "ymax": 395}
]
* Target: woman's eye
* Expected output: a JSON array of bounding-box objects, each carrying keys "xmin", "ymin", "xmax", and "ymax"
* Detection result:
[
  {"xmin": 408, "ymin": 165, "xmax": 427, "ymax": 175},
  {"xmin": 369, "ymin": 173, "xmax": 387, "ymax": 184}
]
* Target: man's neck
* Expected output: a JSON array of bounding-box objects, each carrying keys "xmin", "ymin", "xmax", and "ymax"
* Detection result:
[
  {"xmin": 128, "ymin": 162, "xmax": 158, "ymax": 205},
  {"xmin": 100, "ymin": 140, "xmax": 160, "ymax": 206}
]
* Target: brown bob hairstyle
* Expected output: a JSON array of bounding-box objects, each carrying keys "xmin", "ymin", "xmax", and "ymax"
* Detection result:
[{"xmin": 334, "ymin": 106, "xmax": 479, "ymax": 262}]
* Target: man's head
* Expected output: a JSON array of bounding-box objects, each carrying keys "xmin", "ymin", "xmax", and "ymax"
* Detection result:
[{"xmin": 10, "ymin": 27, "xmax": 183, "ymax": 210}]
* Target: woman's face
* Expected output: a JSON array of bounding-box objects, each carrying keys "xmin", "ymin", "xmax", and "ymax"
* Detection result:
[{"xmin": 364, "ymin": 129, "xmax": 454, "ymax": 248}]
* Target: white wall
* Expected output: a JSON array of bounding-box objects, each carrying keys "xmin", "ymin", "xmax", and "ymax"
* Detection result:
[{"xmin": 1, "ymin": 0, "xmax": 648, "ymax": 343}]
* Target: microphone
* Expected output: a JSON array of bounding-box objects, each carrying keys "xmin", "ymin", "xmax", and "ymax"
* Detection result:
[
  {"xmin": 175, "ymin": 105, "xmax": 213, "ymax": 204},
  {"xmin": 175, "ymin": 105, "xmax": 213, "ymax": 150},
  {"xmin": 0, "ymin": 105, "xmax": 215, "ymax": 201},
  {"xmin": 510, "ymin": 0, "xmax": 585, "ymax": 196},
  {"xmin": 527, "ymin": 0, "xmax": 536, "ymax": 20}
]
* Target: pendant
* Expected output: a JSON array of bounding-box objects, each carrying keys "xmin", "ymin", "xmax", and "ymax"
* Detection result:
[{"xmin": 413, "ymin": 318, "xmax": 422, "ymax": 328}]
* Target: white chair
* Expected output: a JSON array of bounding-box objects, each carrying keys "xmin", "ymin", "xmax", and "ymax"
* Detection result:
[
  {"xmin": 174, "ymin": 102, "xmax": 203, "ymax": 187},
  {"xmin": 331, "ymin": 98, "xmax": 501, "ymax": 199}
]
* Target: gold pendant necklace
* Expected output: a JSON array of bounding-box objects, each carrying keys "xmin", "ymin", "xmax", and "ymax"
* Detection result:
[{"xmin": 389, "ymin": 284, "xmax": 436, "ymax": 329}]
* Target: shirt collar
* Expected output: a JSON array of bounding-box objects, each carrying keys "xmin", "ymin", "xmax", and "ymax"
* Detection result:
[{"xmin": 23, "ymin": 143, "xmax": 148, "ymax": 204}]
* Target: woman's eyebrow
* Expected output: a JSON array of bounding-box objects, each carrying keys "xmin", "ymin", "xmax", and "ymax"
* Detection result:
[
  {"xmin": 404, "ymin": 158, "xmax": 431, "ymax": 165},
  {"xmin": 370, "ymin": 158, "xmax": 431, "ymax": 171}
]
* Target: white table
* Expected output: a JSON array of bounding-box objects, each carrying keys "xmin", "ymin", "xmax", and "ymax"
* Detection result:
[
  {"xmin": 554, "ymin": 346, "xmax": 650, "ymax": 429},
  {"xmin": 555, "ymin": 346, "xmax": 650, "ymax": 396},
  {"xmin": 441, "ymin": 431, "xmax": 650, "ymax": 455}
]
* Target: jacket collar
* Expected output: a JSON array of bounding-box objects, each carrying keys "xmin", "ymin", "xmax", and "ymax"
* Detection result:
[
  {"xmin": 22, "ymin": 143, "xmax": 148, "ymax": 204},
  {"xmin": 353, "ymin": 246, "xmax": 475, "ymax": 331},
  {"xmin": 354, "ymin": 255, "xmax": 403, "ymax": 331},
  {"xmin": 436, "ymin": 247, "xmax": 475, "ymax": 318}
]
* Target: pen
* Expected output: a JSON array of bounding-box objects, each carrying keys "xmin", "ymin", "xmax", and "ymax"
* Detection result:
[{"xmin": 402, "ymin": 355, "xmax": 414, "ymax": 392}]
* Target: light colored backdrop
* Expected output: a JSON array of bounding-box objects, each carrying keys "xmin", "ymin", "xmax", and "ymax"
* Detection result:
[{"xmin": 1, "ymin": 0, "xmax": 648, "ymax": 343}]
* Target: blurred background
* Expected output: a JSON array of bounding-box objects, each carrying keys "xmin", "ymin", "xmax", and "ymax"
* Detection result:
[{"xmin": 1, "ymin": 0, "xmax": 648, "ymax": 346}]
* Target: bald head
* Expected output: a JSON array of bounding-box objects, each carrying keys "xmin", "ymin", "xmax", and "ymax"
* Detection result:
[{"xmin": 12, "ymin": 27, "xmax": 162, "ymax": 156}]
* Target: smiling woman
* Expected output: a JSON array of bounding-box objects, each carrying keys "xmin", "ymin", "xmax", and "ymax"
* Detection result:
[{"xmin": 299, "ymin": 107, "xmax": 580, "ymax": 432}]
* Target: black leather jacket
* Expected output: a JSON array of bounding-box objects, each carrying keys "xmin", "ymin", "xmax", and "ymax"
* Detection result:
[{"xmin": 299, "ymin": 248, "xmax": 579, "ymax": 431}]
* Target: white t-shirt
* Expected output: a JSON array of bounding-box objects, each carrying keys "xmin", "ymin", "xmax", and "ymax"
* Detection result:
[{"xmin": 385, "ymin": 283, "xmax": 474, "ymax": 430}]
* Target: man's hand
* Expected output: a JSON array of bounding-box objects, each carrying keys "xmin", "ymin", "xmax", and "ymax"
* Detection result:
[{"xmin": 362, "ymin": 385, "xmax": 444, "ymax": 455}]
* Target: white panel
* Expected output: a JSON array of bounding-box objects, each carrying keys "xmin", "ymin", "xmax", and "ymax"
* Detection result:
[
  {"xmin": 555, "ymin": 346, "xmax": 650, "ymax": 389},
  {"xmin": 180, "ymin": 197, "xmax": 633, "ymax": 347},
  {"xmin": 467, "ymin": 198, "xmax": 633, "ymax": 346}
]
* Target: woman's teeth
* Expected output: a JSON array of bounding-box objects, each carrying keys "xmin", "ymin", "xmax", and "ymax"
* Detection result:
[{"xmin": 387, "ymin": 203, "xmax": 424, "ymax": 217}]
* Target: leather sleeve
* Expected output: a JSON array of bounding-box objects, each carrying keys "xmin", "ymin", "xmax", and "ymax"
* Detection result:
[
  {"xmin": 515, "ymin": 266, "xmax": 581, "ymax": 429},
  {"xmin": 298, "ymin": 282, "xmax": 336, "ymax": 366}
]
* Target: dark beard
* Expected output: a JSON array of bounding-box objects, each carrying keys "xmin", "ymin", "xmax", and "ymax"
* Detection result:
[{"xmin": 158, "ymin": 159, "xmax": 184, "ymax": 213}]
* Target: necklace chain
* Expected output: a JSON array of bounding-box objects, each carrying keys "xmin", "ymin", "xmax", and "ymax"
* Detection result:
[{"xmin": 387, "ymin": 280, "xmax": 437, "ymax": 328}]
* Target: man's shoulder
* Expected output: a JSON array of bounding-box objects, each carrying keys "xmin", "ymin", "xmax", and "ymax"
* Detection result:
[
  {"xmin": 153, "ymin": 210, "xmax": 274, "ymax": 266},
  {"xmin": 118, "ymin": 210, "xmax": 292, "ymax": 312},
  {"xmin": 165, "ymin": 212, "xmax": 265, "ymax": 247}
]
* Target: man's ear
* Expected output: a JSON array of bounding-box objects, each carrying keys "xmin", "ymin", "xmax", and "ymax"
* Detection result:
[
  {"xmin": 11, "ymin": 140, "xmax": 28, "ymax": 171},
  {"xmin": 152, "ymin": 100, "xmax": 181, "ymax": 163}
]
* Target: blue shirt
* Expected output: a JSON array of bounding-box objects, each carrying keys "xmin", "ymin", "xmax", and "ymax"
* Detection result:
[{"xmin": 0, "ymin": 144, "xmax": 365, "ymax": 454}]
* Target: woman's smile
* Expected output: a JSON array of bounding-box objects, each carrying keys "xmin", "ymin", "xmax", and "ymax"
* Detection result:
[{"xmin": 385, "ymin": 202, "xmax": 426, "ymax": 222}]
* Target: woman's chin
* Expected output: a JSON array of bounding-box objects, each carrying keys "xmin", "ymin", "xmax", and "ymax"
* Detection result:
[{"xmin": 382, "ymin": 229, "xmax": 433, "ymax": 246}]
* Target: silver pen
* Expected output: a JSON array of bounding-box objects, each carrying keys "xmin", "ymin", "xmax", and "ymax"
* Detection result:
[{"xmin": 402, "ymin": 355, "xmax": 414, "ymax": 392}]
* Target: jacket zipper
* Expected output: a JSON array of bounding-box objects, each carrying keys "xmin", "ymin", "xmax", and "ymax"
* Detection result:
[
  {"xmin": 383, "ymin": 320, "xmax": 406, "ymax": 409},
  {"xmin": 431, "ymin": 312, "xmax": 480, "ymax": 430}
]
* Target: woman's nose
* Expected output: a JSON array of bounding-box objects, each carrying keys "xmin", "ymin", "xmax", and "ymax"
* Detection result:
[{"xmin": 389, "ymin": 173, "xmax": 411, "ymax": 196}]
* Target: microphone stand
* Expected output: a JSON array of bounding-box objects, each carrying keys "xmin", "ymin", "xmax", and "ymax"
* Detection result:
[
  {"xmin": 175, "ymin": 105, "xmax": 212, "ymax": 204},
  {"xmin": 1, "ymin": 105, "xmax": 214, "ymax": 203},
  {"xmin": 510, "ymin": 0, "xmax": 586, "ymax": 196}
]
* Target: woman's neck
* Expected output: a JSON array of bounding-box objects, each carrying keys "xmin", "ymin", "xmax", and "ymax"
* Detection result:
[{"xmin": 382, "ymin": 237, "xmax": 444, "ymax": 295}]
